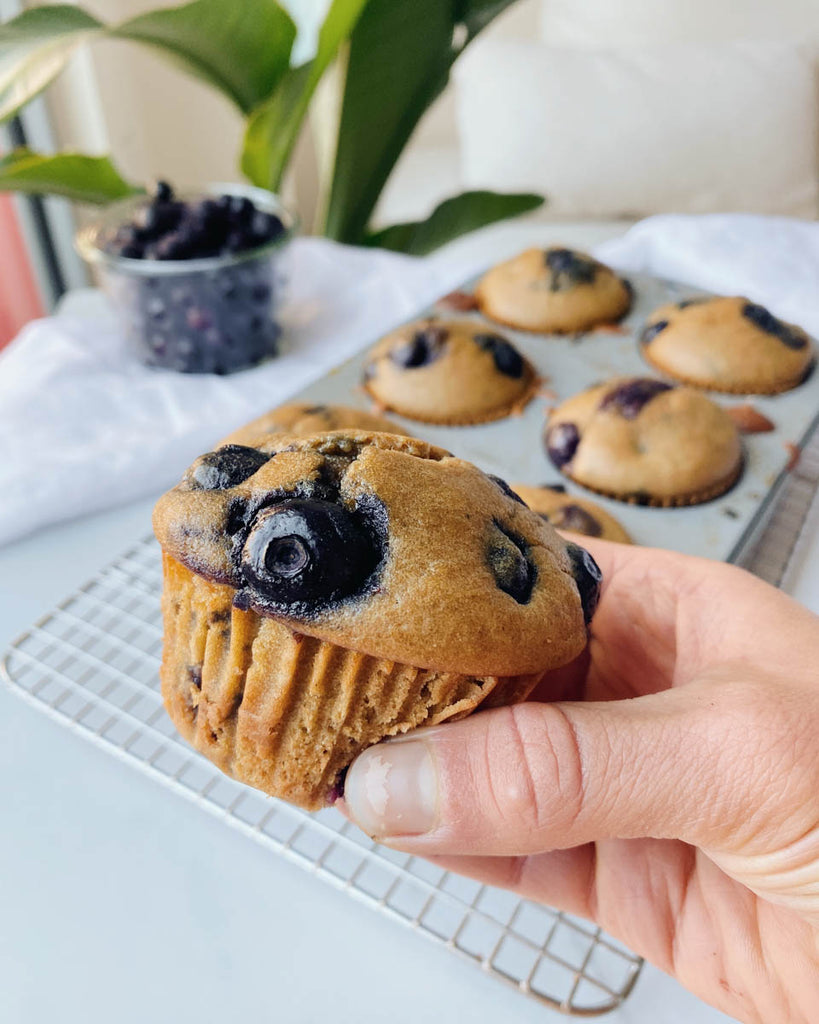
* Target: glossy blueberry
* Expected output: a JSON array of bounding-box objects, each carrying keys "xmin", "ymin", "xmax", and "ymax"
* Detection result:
[
  {"xmin": 391, "ymin": 326, "xmax": 448, "ymax": 368},
  {"xmin": 640, "ymin": 319, "xmax": 668, "ymax": 346},
  {"xmin": 551, "ymin": 504, "xmax": 603, "ymax": 537},
  {"xmin": 565, "ymin": 542, "xmax": 602, "ymax": 624},
  {"xmin": 240, "ymin": 499, "xmax": 382, "ymax": 609},
  {"xmin": 229, "ymin": 195, "xmax": 255, "ymax": 222},
  {"xmin": 474, "ymin": 333, "xmax": 524, "ymax": 378},
  {"xmin": 546, "ymin": 422, "xmax": 581, "ymax": 468},
  {"xmin": 743, "ymin": 302, "xmax": 807, "ymax": 350},
  {"xmin": 487, "ymin": 522, "xmax": 535, "ymax": 604},
  {"xmin": 544, "ymin": 248, "xmax": 598, "ymax": 291},
  {"xmin": 488, "ymin": 475, "xmax": 527, "ymax": 505},
  {"xmin": 600, "ymin": 379, "xmax": 672, "ymax": 419},
  {"xmin": 189, "ymin": 445, "xmax": 270, "ymax": 490}
]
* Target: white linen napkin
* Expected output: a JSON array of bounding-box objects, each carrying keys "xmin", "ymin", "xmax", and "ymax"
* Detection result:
[{"xmin": 2, "ymin": 214, "xmax": 818, "ymax": 549}]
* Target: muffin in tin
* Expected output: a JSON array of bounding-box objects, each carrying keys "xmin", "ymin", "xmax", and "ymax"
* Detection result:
[
  {"xmin": 153, "ymin": 430, "xmax": 601, "ymax": 809},
  {"xmin": 363, "ymin": 319, "xmax": 538, "ymax": 425},
  {"xmin": 641, "ymin": 296, "xmax": 813, "ymax": 395},
  {"xmin": 222, "ymin": 402, "xmax": 406, "ymax": 446},
  {"xmin": 544, "ymin": 377, "xmax": 742, "ymax": 506},
  {"xmin": 476, "ymin": 247, "xmax": 632, "ymax": 333},
  {"xmin": 512, "ymin": 483, "xmax": 632, "ymax": 543}
]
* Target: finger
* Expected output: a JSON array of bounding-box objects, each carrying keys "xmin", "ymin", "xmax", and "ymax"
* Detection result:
[
  {"xmin": 575, "ymin": 539, "xmax": 819, "ymax": 695},
  {"xmin": 344, "ymin": 670, "xmax": 811, "ymax": 856}
]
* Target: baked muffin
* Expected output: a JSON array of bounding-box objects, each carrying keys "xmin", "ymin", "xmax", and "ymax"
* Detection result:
[
  {"xmin": 222, "ymin": 402, "xmax": 406, "ymax": 446},
  {"xmin": 544, "ymin": 378, "xmax": 742, "ymax": 506},
  {"xmin": 363, "ymin": 319, "xmax": 537, "ymax": 425},
  {"xmin": 153, "ymin": 430, "xmax": 601, "ymax": 810},
  {"xmin": 641, "ymin": 296, "xmax": 813, "ymax": 395},
  {"xmin": 511, "ymin": 483, "xmax": 632, "ymax": 543},
  {"xmin": 476, "ymin": 247, "xmax": 632, "ymax": 333}
]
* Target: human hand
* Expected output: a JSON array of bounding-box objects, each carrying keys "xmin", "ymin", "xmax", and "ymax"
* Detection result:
[{"xmin": 343, "ymin": 540, "xmax": 819, "ymax": 1023}]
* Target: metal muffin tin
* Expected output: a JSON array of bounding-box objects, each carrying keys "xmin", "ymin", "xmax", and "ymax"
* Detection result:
[{"xmin": 288, "ymin": 270, "xmax": 819, "ymax": 562}]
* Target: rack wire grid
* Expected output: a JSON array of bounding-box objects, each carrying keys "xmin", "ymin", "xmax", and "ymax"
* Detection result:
[{"xmin": 4, "ymin": 430, "xmax": 819, "ymax": 1018}]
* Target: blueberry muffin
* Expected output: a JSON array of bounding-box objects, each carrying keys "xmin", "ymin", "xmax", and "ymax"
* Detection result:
[
  {"xmin": 641, "ymin": 296, "xmax": 813, "ymax": 395},
  {"xmin": 476, "ymin": 247, "xmax": 632, "ymax": 333},
  {"xmin": 153, "ymin": 430, "xmax": 601, "ymax": 809},
  {"xmin": 363, "ymin": 319, "xmax": 537, "ymax": 425},
  {"xmin": 544, "ymin": 378, "xmax": 742, "ymax": 506},
  {"xmin": 511, "ymin": 484, "xmax": 632, "ymax": 543},
  {"xmin": 222, "ymin": 402, "xmax": 406, "ymax": 446}
]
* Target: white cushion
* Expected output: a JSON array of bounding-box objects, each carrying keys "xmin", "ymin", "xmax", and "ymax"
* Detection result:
[
  {"xmin": 538, "ymin": 0, "xmax": 819, "ymax": 49},
  {"xmin": 453, "ymin": 39, "xmax": 818, "ymax": 219}
]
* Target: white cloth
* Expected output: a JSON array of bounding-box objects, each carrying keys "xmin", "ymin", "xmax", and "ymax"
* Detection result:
[{"xmin": 1, "ymin": 215, "xmax": 819, "ymax": 548}]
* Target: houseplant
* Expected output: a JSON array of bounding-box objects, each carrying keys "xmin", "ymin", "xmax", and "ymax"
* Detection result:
[{"xmin": 0, "ymin": 0, "xmax": 543, "ymax": 255}]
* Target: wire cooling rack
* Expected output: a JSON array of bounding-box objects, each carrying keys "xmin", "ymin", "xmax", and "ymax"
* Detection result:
[{"xmin": 4, "ymin": 431, "xmax": 819, "ymax": 1018}]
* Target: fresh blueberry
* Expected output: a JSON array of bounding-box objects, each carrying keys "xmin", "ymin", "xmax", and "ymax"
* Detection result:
[
  {"xmin": 240, "ymin": 498, "xmax": 384, "ymax": 611},
  {"xmin": 391, "ymin": 325, "xmax": 448, "ymax": 368},
  {"xmin": 488, "ymin": 475, "xmax": 527, "ymax": 505},
  {"xmin": 640, "ymin": 319, "xmax": 668, "ymax": 345},
  {"xmin": 474, "ymin": 333, "xmax": 524, "ymax": 378},
  {"xmin": 564, "ymin": 542, "xmax": 602, "ymax": 624},
  {"xmin": 600, "ymin": 379, "xmax": 673, "ymax": 419},
  {"xmin": 487, "ymin": 522, "xmax": 536, "ymax": 604},
  {"xmin": 743, "ymin": 302, "xmax": 807, "ymax": 350},
  {"xmin": 189, "ymin": 445, "xmax": 270, "ymax": 490},
  {"xmin": 544, "ymin": 248, "xmax": 598, "ymax": 291},
  {"xmin": 551, "ymin": 504, "xmax": 603, "ymax": 537},
  {"xmin": 229, "ymin": 195, "xmax": 255, "ymax": 222},
  {"xmin": 546, "ymin": 422, "xmax": 581, "ymax": 468}
]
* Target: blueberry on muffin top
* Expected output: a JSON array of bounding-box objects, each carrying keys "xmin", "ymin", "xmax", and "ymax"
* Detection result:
[{"xmin": 154, "ymin": 431, "xmax": 598, "ymax": 676}]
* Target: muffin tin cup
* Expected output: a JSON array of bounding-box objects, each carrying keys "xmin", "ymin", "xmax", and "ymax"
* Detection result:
[{"xmin": 77, "ymin": 183, "xmax": 297, "ymax": 375}]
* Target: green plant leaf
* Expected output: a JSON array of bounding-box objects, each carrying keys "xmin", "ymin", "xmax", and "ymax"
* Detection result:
[
  {"xmin": 112, "ymin": 0, "xmax": 296, "ymax": 114},
  {"xmin": 364, "ymin": 190, "xmax": 544, "ymax": 256},
  {"xmin": 241, "ymin": 0, "xmax": 369, "ymax": 190},
  {"xmin": 322, "ymin": 0, "xmax": 520, "ymax": 246},
  {"xmin": 0, "ymin": 148, "xmax": 138, "ymax": 204},
  {"xmin": 0, "ymin": 6, "xmax": 102, "ymax": 123},
  {"xmin": 322, "ymin": 0, "xmax": 454, "ymax": 245}
]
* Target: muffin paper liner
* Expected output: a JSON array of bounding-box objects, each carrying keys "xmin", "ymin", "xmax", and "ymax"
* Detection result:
[
  {"xmin": 161, "ymin": 555, "xmax": 544, "ymax": 810},
  {"xmin": 554, "ymin": 457, "xmax": 745, "ymax": 509},
  {"xmin": 642, "ymin": 348, "xmax": 815, "ymax": 396}
]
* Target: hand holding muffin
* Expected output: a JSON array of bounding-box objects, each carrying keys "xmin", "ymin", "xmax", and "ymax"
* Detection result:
[
  {"xmin": 344, "ymin": 540, "xmax": 819, "ymax": 1024},
  {"xmin": 153, "ymin": 431, "xmax": 601, "ymax": 809}
]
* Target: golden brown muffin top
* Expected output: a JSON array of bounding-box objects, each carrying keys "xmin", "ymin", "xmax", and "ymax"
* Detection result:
[
  {"xmin": 511, "ymin": 484, "xmax": 632, "ymax": 544},
  {"xmin": 221, "ymin": 402, "xmax": 407, "ymax": 447},
  {"xmin": 476, "ymin": 246, "xmax": 632, "ymax": 333},
  {"xmin": 363, "ymin": 318, "xmax": 537, "ymax": 425},
  {"xmin": 545, "ymin": 378, "xmax": 742, "ymax": 502},
  {"xmin": 153, "ymin": 430, "xmax": 599, "ymax": 677},
  {"xmin": 640, "ymin": 295, "xmax": 813, "ymax": 395}
]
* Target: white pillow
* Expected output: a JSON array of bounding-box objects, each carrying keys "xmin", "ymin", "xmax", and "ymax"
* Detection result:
[
  {"xmin": 538, "ymin": 0, "xmax": 819, "ymax": 49},
  {"xmin": 453, "ymin": 40, "xmax": 818, "ymax": 219}
]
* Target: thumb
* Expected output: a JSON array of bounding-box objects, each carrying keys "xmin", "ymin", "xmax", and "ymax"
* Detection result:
[{"xmin": 343, "ymin": 673, "xmax": 794, "ymax": 856}]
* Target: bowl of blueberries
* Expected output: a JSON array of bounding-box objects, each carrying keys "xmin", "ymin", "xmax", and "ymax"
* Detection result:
[{"xmin": 77, "ymin": 181, "xmax": 296, "ymax": 374}]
